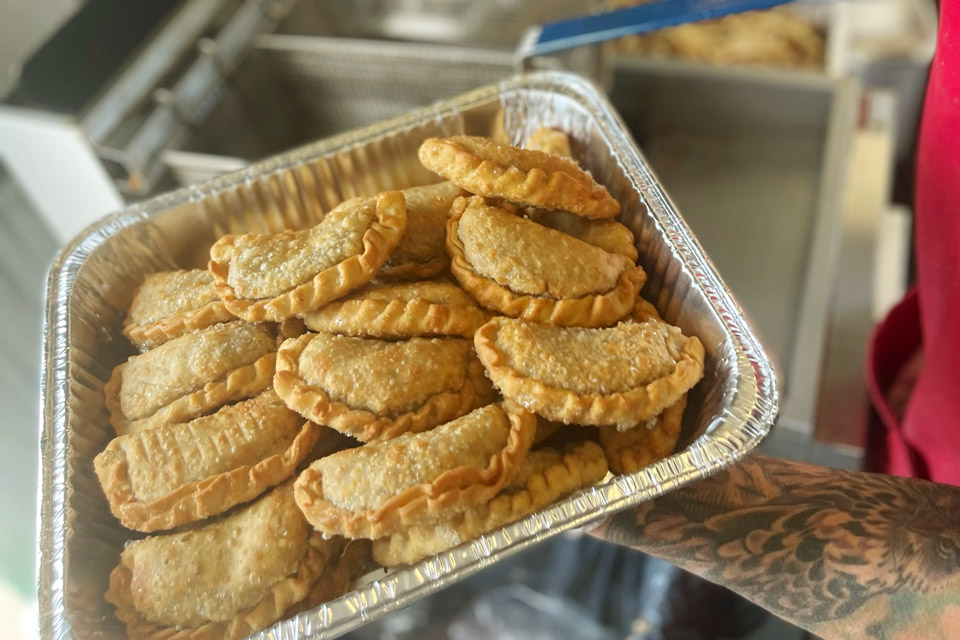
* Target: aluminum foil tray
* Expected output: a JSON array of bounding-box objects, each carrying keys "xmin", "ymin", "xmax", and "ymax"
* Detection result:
[{"xmin": 39, "ymin": 71, "xmax": 778, "ymax": 639}]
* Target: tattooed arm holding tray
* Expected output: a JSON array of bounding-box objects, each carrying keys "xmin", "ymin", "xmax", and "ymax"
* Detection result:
[{"xmin": 590, "ymin": 455, "xmax": 960, "ymax": 640}]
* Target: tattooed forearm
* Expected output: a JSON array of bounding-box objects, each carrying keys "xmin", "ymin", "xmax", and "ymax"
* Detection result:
[{"xmin": 591, "ymin": 454, "xmax": 960, "ymax": 640}]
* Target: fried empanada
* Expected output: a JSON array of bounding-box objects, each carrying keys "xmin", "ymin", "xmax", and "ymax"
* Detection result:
[
  {"xmin": 274, "ymin": 332, "xmax": 490, "ymax": 442},
  {"xmin": 475, "ymin": 316, "xmax": 704, "ymax": 427},
  {"xmin": 105, "ymin": 484, "xmax": 336, "ymax": 640},
  {"xmin": 123, "ymin": 269, "xmax": 236, "ymax": 351},
  {"xmin": 526, "ymin": 209, "xmax": 639, "ymax": 262},
  {"xmin": 95, "ymin": 390, "xmax": 321, "ymax": 532},
  {"xmin": 524, "ymin": 127, "xmax": 573, "ymax": 158},
  {"xmin": 209, "ymin": 191, "xmax": 407, "ymax": 322},
  {"xmin": 419, "ymin": 136, "xmax": 620, "ymax": 219},
  {"xmin": 104, "ymin": 321, "xmax": 277, "ymax": 435},
  {"xmin": 372, "ymin": 441, "xmax": 608, "ymax": 566},
  {"xmin": 302, "ymin": 280, "xmax": 488, "ymax": 339},
  {"xmin": 599, "ymin": 395, "xmax": 686, "ymax": 474},
  {"xmin": 294, "ymin": 403, "xmax": 536, "ymax": 539},
  {"xmin": 447, "ymin": 196, "xmax": 644, "ymax": 326},
  {"xmin": 378, "ymin": 182, "xmax": 466, "ymax": 280},
  {"xmin": 288, "ymin": 539, "xmax": 371, "ymax": 615}
]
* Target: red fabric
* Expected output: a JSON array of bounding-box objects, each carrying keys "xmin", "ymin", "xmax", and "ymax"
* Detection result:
[
  {"xmin": 866, "ymin": 290, "xmax": 922, "ymax": 477},
  {"xmin": 871, "ymin": 0, "xmax": 960, "ymax": 484}
]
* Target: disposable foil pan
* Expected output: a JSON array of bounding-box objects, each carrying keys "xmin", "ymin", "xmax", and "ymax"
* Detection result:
[{"xmin": 39, "ymin": 71, "xmax": 778, "ymax": 639}]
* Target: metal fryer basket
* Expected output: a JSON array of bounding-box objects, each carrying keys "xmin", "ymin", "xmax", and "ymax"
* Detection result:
[
  {"xmin": 40, "ymin": 71, "xmax": 778, "ymax": 640},
  {"xmin": 163, "ymin": 36, "xmax": 519, "ymax": 186}
]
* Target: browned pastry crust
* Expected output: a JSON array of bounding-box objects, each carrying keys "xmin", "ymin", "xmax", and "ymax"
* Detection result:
[
  {"xmin": 378, "ymin": 182, "xmax": 466, "ymax": 280},
  {"xmin": 599, "ymin": 395, "xmax": 687, "ymax": 474},
  {"xmin": 526, "ymin": 209, "xmax": 639, "ymax": 262},
  {"xmin": 274, "ymin": 332, "xmax": 489, "ymax": 443},
  {"xmin": 447, "ymin": 197, "xmax": 644, "ymax": 327},
  {"xmin": 123, "ymin": 269, "xmax": 236, "ymax": 351},
  {"xmin": 524, "ymin": 127, "xmax": 573, "ymax": 158},
  {"xmin": 302, "ymin": 280, "xmax": 488, "ymax": 339},
  {"xmin": 372, "ymin": 441, "xmax": 608, "ymax": 566},
  {"xmin": 105, "ymin": 352, "xmax": 277, "ymax": 436},
  {"xmin": 94, "ymin": 391, "xmax": 320, "ymax": 532},
  {"xmin": 474, "ymin": 316, "xmax": 704, "ymax": 427},
  {"xmin": 209, "ymin": 191, "xmax": 407, "ymax": 322},
  {"xmin": 104, "ymin": 321, "xmax": 278, "ymax": 435},
  {"xmin": 288, "ymin": 539, "xmax": 371, "ymax": 615},
  {"xmin": 419, "ymin": 136, "xmax": 620, "ymax": 219},
  {"xmin": 104, "ymin": 485, "xmax": 333, "ymax": 640},
  {"xmin": 294, "ymin": 404, "xmax": 537, "ymax": 539}
]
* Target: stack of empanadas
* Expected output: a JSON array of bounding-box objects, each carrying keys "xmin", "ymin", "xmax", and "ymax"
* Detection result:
[{"xmin": 96, "ymin": 127, "xmax": 705, "ymax": 638}]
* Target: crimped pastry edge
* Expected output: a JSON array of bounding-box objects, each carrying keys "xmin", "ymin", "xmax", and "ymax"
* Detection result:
[
  {"xmin": 419, "ymin": 137, "xmax": 620, "ymax": 219},
  {"xmin": 123, "ymin": 300, "xmax": 236, "ymax": 351},
  {"xmin": 302, "ymin": 289, "xmax": 489, "ymax": 339},
  {"xmin": 274, "ymin": 333, "xmax": 487, "ymax": 442},
  {"xmin": 474, "ymin": 317, "xmax": 704, "ymax": 426},
  {"xmin": 446, "ymin": 198, "xmax": 645, "ymax": 327},
  {"xmin": 293, "ymin": 405, "xmax": 537, "ymax": 539},
  {"xmin": 105, "ymin": 528, "xmax": 331, "ymax": 640},
  {"xmin": 94, "ymin": 416, "xmax": 321, "ymax": 533},
  {"xmin": 208, "ymin": 191, "xmax": 407, "ymax": 322},
  {"xmin": 599, "ymin": 394, "xmax": 687, "ymax": 475},
  {"xmin": 106, "ymin": 352, "xmax": 277, "ymax": 436},
  {"xmin": 372, "ymin": 440, "xmax": 608, "ymax": 566}
]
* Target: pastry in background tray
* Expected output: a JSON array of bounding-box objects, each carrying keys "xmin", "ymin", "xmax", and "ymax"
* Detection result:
[
  {"xmin": 420, "ymin": 136, "xmax": 620, "ymax": 219},
  {"xmin": 209, "ymin": 191, "xmax": 407, "ymax": 322},
  {"xmin": 294, "ymin": 403, "xmax": 536, "ymax": 539},
  {"xmin": 447, "ymin": 196, "xmax": 644, "ymax": 326},
  {"xmin": 377, "ymin": 182, "xmax": 467, "ymax": 281},
  {"xmin": 123, "ymin": 269, "xmax": 235, "ymax": 351},
  {"xmin": 94, "ymin": 390, "xmax": 322, "ymax": 532},
  {"xmin": 372, "ymin": 440, "xmax": 608, "ymax": 567},
  {"xmin": 274, "ymin": 331, "xmax": 492, "ymax": 443},
  {"xmin": 105, "ymin": 483, "xmax": 344, "ymax": 640},
  {"xmin": 611, "ymin": 3, "xmax": 825, "ymax": 70},
  {"xmin": 302, "ymin": 280, "xmax": 488, "ymax": 339},
  {"xmin": 104, "ymin": 320, "xmax": 277, "ymax": 435},
  {"xmin": 475, "ymin": 314, "xmax": 703, "ymax": 428}
]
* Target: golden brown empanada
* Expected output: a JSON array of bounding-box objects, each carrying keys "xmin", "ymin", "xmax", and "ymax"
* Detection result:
[
  {"xmin": 372, "ymin": 440, "xmax": 608, "ymax": 566},
  {"xmin": 599, "ymin": 395, "xmax": 687, "ymax": 474},
  {"xmin": 524, "ymin": 127, "xmax": 573, "ymax": 158},
  {"xmin": 288, "ymin": 539, "xmax": 371, "ymax": 616},
  {"xmin": 209, "ymin": 191, "xmax": 407, "ymax": 322},
  {"xmin": 294, "ymin": 403, "xmax": 536, "ymax": 539},
  {"xmin": 419, "ymin": 136, "xmax": 620, "ymax": 219},
  {"xmin": 526, "ymin": 209, "xmax": 639, "ymax": 262},
  {"xmin": 123, "ymin": 269, "xmax": 235, "ymax": 351},
  {"xmin": 95, "ymin": 390, "xmax": 321, "ymax": 532},
  {"xmin": 378, "ymin": 182, "xmax": 466, "ymax": 280},
  {"xmin": 104, "ymin": 321, "xmax": 277, "ymax": 436},
  {"xmin": 105, "ymin": 484, "xmax": 338, "ymax": 640},
  {"xmin": 302, "ymin": 280, "xmax": 488, "ymax": 339},
  {"xmin": 474, "ymin": 316, "xmax": 704, "ymax": 428},
  {"xmin": 447, "ymin": 196, "xmax": 644, "ymax": 326},
  {"xmin": 274, "ymin": 332, "xmax": 491, "ymax": 443}
]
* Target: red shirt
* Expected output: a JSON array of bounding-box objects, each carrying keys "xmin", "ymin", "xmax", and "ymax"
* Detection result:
[{"xmin": 875, "ymin": 0, "xmax": 960, "ymax": 482}]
